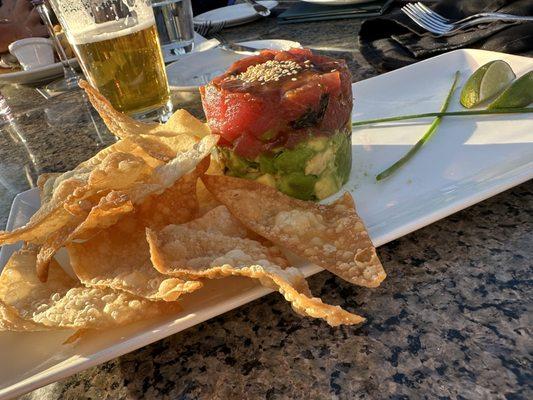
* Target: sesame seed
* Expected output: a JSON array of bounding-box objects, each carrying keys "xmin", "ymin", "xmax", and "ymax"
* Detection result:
[{"xmin": 229, "ymin": 59, "xmax": 306, "ymax": 84}]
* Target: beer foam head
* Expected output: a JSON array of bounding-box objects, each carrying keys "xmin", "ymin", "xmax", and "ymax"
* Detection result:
[
  {"xmin": 50, "ymin": 0, "xmax": 155, "ymax": 44},
  {"xmin": 67, "ymin": 18, "xmax": 155, "ymax": 45}
]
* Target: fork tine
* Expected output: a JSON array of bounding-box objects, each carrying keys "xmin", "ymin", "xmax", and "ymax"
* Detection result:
[
  {"xmin": 201, "ymin": 21, "xmax": 211, "ymax": 36},
  {"xmin": 211, "ymin": 21, "xmax": 224, "ymax": 35},
  {"xmin": 194, "ymin": 21, "xmax": 206, "ymax": 36},
  {"xmin": 404, "ymin": 3, "xmax": 533, "ymax": 36},
  {"xmin": 401, "ymin": 6, "xmax": 436, "ymax": 32},
  {"xmin": 410, "ymin": 5, "xmax": 451, "ymax": 30},
  {"xmin": 418, "ymin": 14, "xmax": 451, "ymax": 32},
  {"xmin": 406, "ymin": 3, "xmax": 447, "ymax": 27},
  {"xmin": 206, "ymin": 20, "xmax": 215, "ymax": 35},
  {"xmin": 203, "ymin": 22, "xmax": 211, "ymax": 36},
  {"xmin": 402, "ymin": 5, "xmax": 449, "ymax": 34},
  {"xmin": 206, "ymin": 20, "xmax": 226, "ymax": 36},
  {"xmin": 412, "ymin": 3, "xmax": 439, "ymax": 21},
  {"xmin": 415, "ymin": 2, "xmax": 449, "ymax": 23},
  {"xmin": 405, "ymin": 4, "xmax": 450, "ymax": 32}
]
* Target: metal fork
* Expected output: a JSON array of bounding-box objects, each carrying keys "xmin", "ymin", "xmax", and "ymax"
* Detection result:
[
  {"xmin": 194, "ymin": 20, "xmax": 226, "ymax": 37},
  {"xmin": 401, "ymin": 2, "xmax": 533, "ymax": 36},
  {"xmin": 409, "ymin": 2, "xmax": 523, "ymax": 24}
]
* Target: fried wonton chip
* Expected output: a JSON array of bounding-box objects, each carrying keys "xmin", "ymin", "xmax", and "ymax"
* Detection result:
[
  {"xmin": 146, "ymin": 207, "xmax": 364, "ymax": 326},
  {"xmin": 78, "ymin": 136, "xmax": 165, "ymax": 170},
  {"xmin": 35, "ymin": 191, "xmax": 135, "ymax": 280},
  {"xmin": 1, "ymin": 134, "xmax": 217, "ymax": 281},
  {"xmin": 126, "ymin": 135, "xmax": 217, "ymax": 205},
  {"xmin": 122, "ymin": 135, "xmax": 196, "ymax": 163},
  {"xmin": 66, "ymin": 161, "xmax": 209, "ymax": 301},
  {"xmin": 201, "ymin": 175, "xmax": 386, "ymax": 288},
  {"xmin": 196, "ymin": 157, "xmax": 224, "ymax": 215},
  {"xmin": 37, "ymin": 172, "xmax": 62, "ymax": 203},
  {"xmin": 31, "ymin": 173, "xmax": 141, "ymax": 282},
  {"xmin": 0, "ymin": 139, "xmax": 156, "ymax": 246},
  {"xmin": 0, "ymin": 300, "xmax": 49, "ymax": 331},
  {"xmin": 1, "ymin": 89, "xmax": 212, "ymax": 250},
  {"xmin": 80, "ymin": 80, "xmax": 211, "ymax": 139},
  {"xmin": 0, "ymin": 248, "xmax": 180, "ymax": 330},
  {"xmin": 37, "ymin": 150, "xmax": 151, "ymax": 246}
]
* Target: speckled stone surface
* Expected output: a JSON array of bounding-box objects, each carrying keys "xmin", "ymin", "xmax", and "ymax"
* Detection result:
[{"xmin": 1, "ymin": 5, "xmax": 532, "ymax": 400}]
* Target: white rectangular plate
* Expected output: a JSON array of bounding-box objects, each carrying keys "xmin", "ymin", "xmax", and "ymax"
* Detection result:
[{"xmin": 1, "ymin": 49, "xmax": 532, "ymax": 399}]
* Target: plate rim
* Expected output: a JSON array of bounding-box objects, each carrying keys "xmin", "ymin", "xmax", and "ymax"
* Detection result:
[
  {"xmin": 1, "ymin": 47, "xmax": 533, "ymax": 399},
  {"xmin": 0, "ymin": 58, "xmax": 78, "ymax": 84},
  {"xmin": 193, "ymin": 0, "xmax": 279, "ymax": 26},
  {"xmin": 166, "ymin": 38, "xmax": 302, "ymax": 91}
]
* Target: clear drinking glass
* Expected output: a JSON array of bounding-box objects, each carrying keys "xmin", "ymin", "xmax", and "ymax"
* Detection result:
[
  {"xmin": 30, "ymin": 0, "xmax": 80, "ymax": 92},
  {"xmin": 151, "ymin": 0, "xmax": 195, "ymax": 62},
  {"xmin": 48, "ymin": 0, "xmax": 172, "ymax": 120},
  {"xmin": 0, "ymin": 92, "xmax": 38, "ymax": 192}
]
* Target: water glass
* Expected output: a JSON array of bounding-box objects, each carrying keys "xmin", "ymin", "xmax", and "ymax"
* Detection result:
[{"xmin": 151, "ymin": 0, "xmax": 195, "ymax": 62}]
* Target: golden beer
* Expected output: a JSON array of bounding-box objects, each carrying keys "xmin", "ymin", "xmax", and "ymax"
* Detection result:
[{"xmin": 72, "ymin": 23, "xmax": 170, "ymax": 115}]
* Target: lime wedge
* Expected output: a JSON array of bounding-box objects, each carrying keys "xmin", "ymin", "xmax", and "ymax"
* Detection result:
[
  {"xmin": 460, "ymin": 60, "xmax": 516, "ymax": 108},
  {"xmin": 487, "ymin": 70, "xmax": 533, "ymax": 109}
]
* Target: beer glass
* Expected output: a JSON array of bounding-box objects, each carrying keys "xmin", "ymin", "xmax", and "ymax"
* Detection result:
[{"xmin": 48, "ymin": 0, "xmax": 171, "ymax": 120}]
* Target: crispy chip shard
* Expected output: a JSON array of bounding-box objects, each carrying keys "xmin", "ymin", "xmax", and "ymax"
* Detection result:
[
  {"xmin": 35, "ymin": 192, "xmax": 135, "ymax": 281},
  {"xmin": 67, "ymin": 162, "xmax": 209, "ymax": 301},
  {"xmin": 1, "ymin": 134, "xmax": 217, "ymax": 282},
  {"xmin": 0, "ymin": 140, "xmax": 158, "ymax": 247},
  {"xmin": 0, "ymin": 101, "xmax": 214, "ymax": 250},
  {"xmin": 127, "ymin": 135, "xmax": 218, "ymax": 205},
  {"xmin": 37, "ymin": 173, "xmax": 62, "ymax": 203},
  {"xmin": 201, "ymin": 175, "xmax": 386, "ymax": 288},
  {"xmin": 80, "ymin": 80, "xmax": 211, "ymax": 139},
  {"xmin": 0, "ymin": 249, "xmax": 180, "ymax": 330},
  {"xmin": 146, "ymin": 207, "xmax": 364, "ymax": 326},
  {"xmin": 196, "ymin": 157, "xmax": 224, "ymax": 215},
  {"xmin": 0, "ymin": 300, "xmax": 49, "ymax": 331}
]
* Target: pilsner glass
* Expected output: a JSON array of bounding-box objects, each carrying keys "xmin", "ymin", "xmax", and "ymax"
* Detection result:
[{"xmin": 49, "ymin": 0, "xmax": 171, "ymax": 120}]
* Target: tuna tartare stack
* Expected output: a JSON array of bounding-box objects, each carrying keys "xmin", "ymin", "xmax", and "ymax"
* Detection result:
[{"xmin": 200, "ymin": 48, "xmax": 353, "ymax": 200}]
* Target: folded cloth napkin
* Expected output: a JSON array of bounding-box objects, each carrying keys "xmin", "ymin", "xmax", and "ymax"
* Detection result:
[
  {"xmin": 359, "ymin": 0, "xmax": 533, "ymax": 72},
  {"xmin": 278, "ymin": 1, "xmax": 393, "ymax": 24}
]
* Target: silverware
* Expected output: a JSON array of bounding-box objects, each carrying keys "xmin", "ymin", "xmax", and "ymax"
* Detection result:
[
  {"xmin": 407, "ymin": 2, "xmax": 519, "ymax": 25},
  {"xmin": 243, "ymin": 0, "xmax": 271, "ymax": 17},
  {"xmin": 218, "ymin": 43, "xmax": 260, "ymax": 55},
  {"xmin": 401, "ymin": 2, "xmax": 533, "ymax": 36},
  {"xmin": 211, "ymin": 35, "xmax": 259, "ymax": 55},
  {"xmin": 218, "ymin": 42, "xmax": 259, "ymax": 54},
  {"xmin": 193, "ymin": 20, "xmax": 226, "ymax": 37}
]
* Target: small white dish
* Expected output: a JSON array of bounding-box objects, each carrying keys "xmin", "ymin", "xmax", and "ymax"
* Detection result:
[
  {"xmin": 166, "ymin": 38, "xmax": 302, "ymax": 91},
  {"xmin": 8, "ymin": 38, "xmax": 54, "ymax": 71},
  {"xmin": 193, "ymin": 1, "xmax": 278, "ymax": 27},
  {"xmin": 0, "ymin": 58, "xmax": 79, "ymax": 85}
]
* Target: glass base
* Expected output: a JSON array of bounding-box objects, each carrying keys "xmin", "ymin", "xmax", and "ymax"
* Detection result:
[
  {"xmin": 43, "ymin": 75, "xmax": 80, "ymax": 95},
  {"xmin": 161, "ymin": 41, "xmax": 194, "ymax": 62},
  {"xmin": 130, "ymin": 98, "xmax": 173, "ymax": 122}
]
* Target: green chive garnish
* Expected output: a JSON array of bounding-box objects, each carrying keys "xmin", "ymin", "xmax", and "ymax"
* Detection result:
[
  {"xmin": 376, "ymin": 71, "xmax": 461, "ymax": 181},
  {"xmin": 351, "ymin": 107, "xmax": 533, "ymax": 127}
]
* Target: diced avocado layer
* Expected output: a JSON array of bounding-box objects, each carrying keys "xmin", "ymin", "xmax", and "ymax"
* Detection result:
[{"xmin": 218, "ymin": 126, "xmax": 352, "ymax": 201}]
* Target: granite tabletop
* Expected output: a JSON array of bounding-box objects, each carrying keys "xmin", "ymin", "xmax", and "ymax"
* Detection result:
[{"xmin": 1, "ymin": 5, "xmax": 532, "ymax": 400}]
